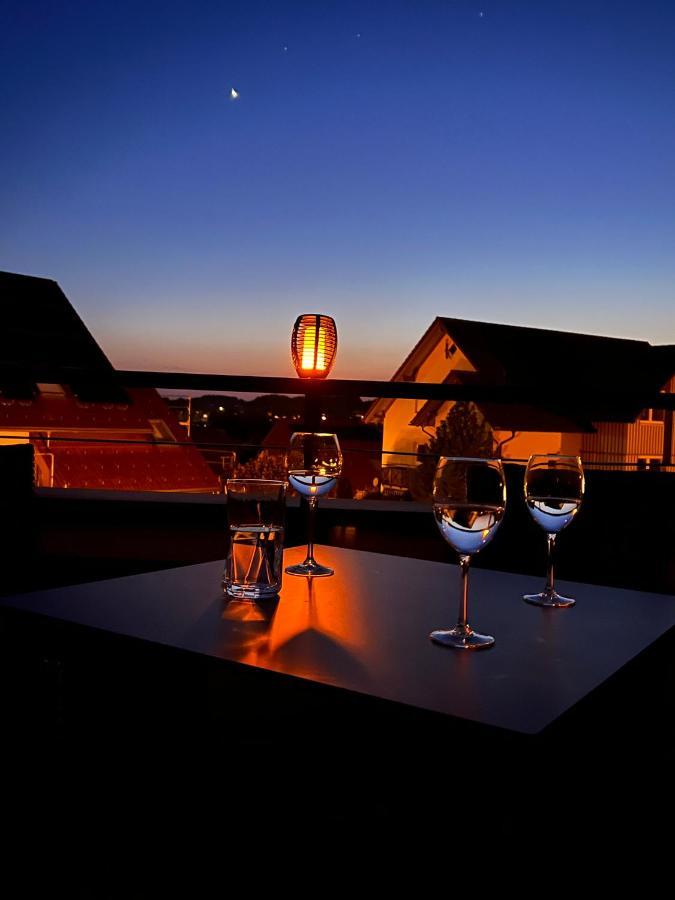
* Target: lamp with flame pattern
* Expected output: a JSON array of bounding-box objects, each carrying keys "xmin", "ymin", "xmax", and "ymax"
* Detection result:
[{"xmin": 291, "ymin": 314, "xmax": 338, "ymax": 379}]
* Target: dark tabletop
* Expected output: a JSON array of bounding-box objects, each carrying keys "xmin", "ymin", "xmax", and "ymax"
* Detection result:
[{"xmin": 3, "ymin": 544, "xmax": 675, "ymax": 734}]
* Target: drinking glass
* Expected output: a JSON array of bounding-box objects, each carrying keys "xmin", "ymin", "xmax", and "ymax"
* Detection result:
[
  {"xmin": 285, "ymin": 432, "xmax": 342, "ymax": 577},
  {"xmin": 224, "ymin": 479, "xmax": 286, "ymax": 600},
  {"xmin": 523, "ymin": 454, "xmax": 584, "ymax": 608},
  {"xmin": 430, "ymin": 457, "xmax": 506, "ymax": 650}
]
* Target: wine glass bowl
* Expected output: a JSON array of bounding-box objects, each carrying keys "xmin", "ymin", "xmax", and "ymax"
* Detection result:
[
  {"xmin": 285, "ymin": 432, "xmax": 342, "ymax": 577},
  {"xmin": 431, "ymin": 457, "xmax": 506, "ymax": 650},
  {"xmin": 523, "ymin": 454, "xmax": 584, "ymax": 608},
  {"xmin": 288, "ymin": 473, "xmax": 337, "ymax": 498}
]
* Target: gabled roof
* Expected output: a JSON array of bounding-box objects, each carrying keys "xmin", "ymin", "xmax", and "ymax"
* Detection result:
[
  {"xmin": 650, "ymin": 345, "xmax": 675, "ymax": 389},
  {"xmin": 261, "ymin": 419, "xmax": 292, "ymax": 450},
  {"xmin": 364, "ymin": 319, "xmax": 447, "ymax": 423},
  {"xmin": 366, "ymin": 316, "xmax": 675, "ymax": 430},
  {"xmin": 0, "ymin": 270, "xmax": 127, "ymax": 402},
  {"xmin": 437, "ymin": 317, "xmax": 657, "ymax": 395}
]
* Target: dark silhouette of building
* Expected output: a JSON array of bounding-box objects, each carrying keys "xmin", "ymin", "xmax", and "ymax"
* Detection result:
[{"xmin": 0, "ymin": 271, "xmax": 219, "ymax": 492}]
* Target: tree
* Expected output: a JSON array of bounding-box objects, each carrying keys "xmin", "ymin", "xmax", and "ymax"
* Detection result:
[
  {"xmin": 233, "ymin": 450, "xmax": 286, "ymax": 481},
  {"xmin": 416, "ymin": 402, "xmax": 494, "ymax": 497}
]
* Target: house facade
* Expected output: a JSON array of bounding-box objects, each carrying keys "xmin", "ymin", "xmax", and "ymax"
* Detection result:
[{"xmin": 365, "ymin": 317, "xmax": 675, "ymax": 492}]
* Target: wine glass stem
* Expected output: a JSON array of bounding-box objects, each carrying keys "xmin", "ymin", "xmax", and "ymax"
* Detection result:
[
  {"xmin": 546, "ymin": 533, "xmax": 556, "ymax": 594},
  {"xmin": 305, "ymin": 495, "xmax": 318, "ymax": 564},
  {"xmin": 458, "ymin": 554, "xmax": 470, "ymax": 629}
]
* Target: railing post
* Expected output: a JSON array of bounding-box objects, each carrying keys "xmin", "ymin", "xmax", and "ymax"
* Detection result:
[
  {"xmin": 663, "ymin": 409, "xmax": 674, "ymax": 469},
  {"xmin": 303, "ymin": 391, "xmax": 321, "ymax": 432}
]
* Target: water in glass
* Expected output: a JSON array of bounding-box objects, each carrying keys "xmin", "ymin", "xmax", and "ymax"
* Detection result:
[
  {"xmin": 523, "ymin": 454, "xmax": 584, "ymax": 608},
  {"xmin": 224, "ymin": 478, "xmax": 286, "ymax": 600},
  {"xmin": 225, "ymin": 524, "xmax": 284, "ymax": 599}
]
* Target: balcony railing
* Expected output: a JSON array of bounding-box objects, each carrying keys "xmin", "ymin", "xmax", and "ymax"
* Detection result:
[
  {"xmin": 1, "ymin": 366, "xmax": 673, "ymax": 496},
  {"xmin": 12, "ymin": 432, "xmax": 675, "ymax": 498},
  {"xmin": 116, "ymin": 368, "xmax": 675, "ymax": 411}
]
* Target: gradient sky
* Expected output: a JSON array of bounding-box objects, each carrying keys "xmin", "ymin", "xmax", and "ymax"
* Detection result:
[{"xmin": 2, "ymin": 1, "xmax": 674, "ymax": 379}]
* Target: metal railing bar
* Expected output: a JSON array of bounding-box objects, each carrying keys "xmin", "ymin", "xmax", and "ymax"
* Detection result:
[
  {"xmin": 114, "ymin": 370, "xmax": 675, "ymax": 410},
  {"xmin": 8, "ymin": 433, "xmax": 674, "ymax": 469}
]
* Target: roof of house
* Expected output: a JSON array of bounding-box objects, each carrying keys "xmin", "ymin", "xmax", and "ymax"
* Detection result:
[
  {"xmin": 0, "ymin": 270, "xmax": 127, "ymax": 402},
  {"xmin": 649, "ymin": 344, "xmax": 675, "ymax": 389},
  {"xmin": 366, "ymin": 316, "xmax": 675, "ymax": 431},
  {"xmin": 436, "ymin": 317, "xmax": 659, "ymax": 393},
  {"xmin": 0, "ymin": 271, "xmax": 220, "ymax": 492},
  {"xmin": 261, "ymin": 419, "xmax": 293, "ymax": 450},
  {"xmin": 0, "ymin": 387, "xmax": 185, "ymax": 433}
]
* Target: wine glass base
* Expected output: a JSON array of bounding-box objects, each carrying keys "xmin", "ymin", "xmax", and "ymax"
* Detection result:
[
  {"xmin": 430, "ymin": 626, "xmax": 495, "ymax": 650},
  {"xmin": 285, "ymin": 562, "xmax": 334, "ymax": 578},
  {"xmin": 523, "ymin": 591, "xmax": 575, "ymax": 608}
]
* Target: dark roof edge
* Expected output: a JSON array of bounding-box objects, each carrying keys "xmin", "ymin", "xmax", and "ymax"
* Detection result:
[
  {"xmin": 437, "ymin": 315, "xmax": 653, "ymax": 348},
  {"xmin": 385, "ymin": 317, "xmax": 447, "ymax": 382},
  {"xmin": 0, "ymin": 270, "xmax": 59, "ymax": 286}
]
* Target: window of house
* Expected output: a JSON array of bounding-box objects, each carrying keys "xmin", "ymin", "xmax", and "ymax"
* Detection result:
[
  {"xmin": 37, "ymin": 383, "xmax": 66, "ymax": 397},
  {"xmin": 639, "ymin": 408, "xmax": 665, "ymax": 423},
  {"xmin": 149, "ymin": 419, "xmax": 176, "ymax": 441},
  {"xmin": 637, "ymin": 457, "xmax": 662, "ymax": 470}
]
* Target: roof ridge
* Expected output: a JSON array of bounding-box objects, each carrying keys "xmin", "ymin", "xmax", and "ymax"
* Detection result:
[
  {"xmin": 437, "ymin": 316, "xmax": 652, "ymax": 348},
  {"xmin": 0, "ymin": 270, "xmax": 58, "ymax": 285}
]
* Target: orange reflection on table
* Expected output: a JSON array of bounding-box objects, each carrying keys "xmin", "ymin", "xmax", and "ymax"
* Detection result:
[{"xmin": 233, "ymin": 545, "xmax": 370, "ymax": 687}]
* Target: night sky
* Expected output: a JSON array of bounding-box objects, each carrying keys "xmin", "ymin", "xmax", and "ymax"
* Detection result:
[{"xmin": 2, "ymin": 1, "xmax": 674, "ymax": 379}]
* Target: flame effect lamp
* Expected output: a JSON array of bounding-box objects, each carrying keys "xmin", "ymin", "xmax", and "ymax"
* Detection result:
[{"xmin": 291, "ymin": 314, "xmax": 338, "ymax": 379}]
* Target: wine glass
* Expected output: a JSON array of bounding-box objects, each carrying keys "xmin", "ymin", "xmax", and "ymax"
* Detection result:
[
  {"xmin": 285, "ymin": 432, "xmax": 342, "ymax": 577},
  {"xmin": 430, "ymin": 457, "xmax": 506, "ymax": 650},
  {"xmin": 523, "ymin": 454, "xmax": 584, "ymax": 608}
]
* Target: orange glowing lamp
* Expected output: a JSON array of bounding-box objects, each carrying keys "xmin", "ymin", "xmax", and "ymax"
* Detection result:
[{"xmin": 291, "ymin": 314, "xmax": 338, "ymax": 379}]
